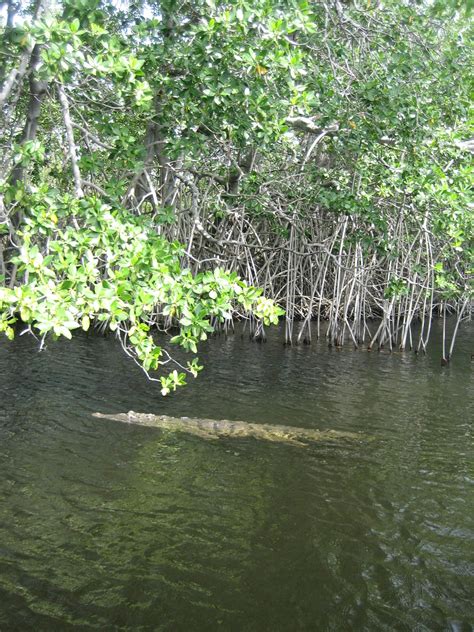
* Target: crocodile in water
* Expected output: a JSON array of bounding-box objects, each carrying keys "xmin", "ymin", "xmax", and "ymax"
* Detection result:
[{"xmin": 93, "ymin": 411, "xmax": 364, "ymax": 447}]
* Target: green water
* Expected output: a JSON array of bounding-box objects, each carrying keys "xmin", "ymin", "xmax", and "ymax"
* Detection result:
[{"xmin": 0, "ymin": 322, "xmax": 472, "ymax": 630}]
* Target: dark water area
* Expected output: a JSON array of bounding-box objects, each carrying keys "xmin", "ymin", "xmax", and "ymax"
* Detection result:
[{"xmin": 0, "ymin": 321, "xmax": 473, "ymax": 631}]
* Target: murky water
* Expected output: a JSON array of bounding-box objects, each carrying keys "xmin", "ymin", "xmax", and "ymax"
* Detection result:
[{"xmin": 0, "ymin": 322, "xmax": 472, "ymax": 631}]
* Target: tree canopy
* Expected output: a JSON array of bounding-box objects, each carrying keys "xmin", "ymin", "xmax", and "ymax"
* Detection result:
[{"xmin": 0, "ymin": 0, "xmax": 472, "ymax": 387}]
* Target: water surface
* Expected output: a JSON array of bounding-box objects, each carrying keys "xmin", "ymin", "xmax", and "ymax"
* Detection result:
[{"xmin": 0, "ymin": 322, "xmax": 473, "ymax": 630}]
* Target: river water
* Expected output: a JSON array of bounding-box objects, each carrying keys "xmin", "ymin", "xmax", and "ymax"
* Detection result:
[{"xmin": 0, "ymin": 321, "xmax": 472, "ymax": 631}]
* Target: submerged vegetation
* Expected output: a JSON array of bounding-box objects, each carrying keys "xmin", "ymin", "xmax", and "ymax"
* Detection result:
[{"xmin": 0, "ymin": 0, "xmax": 472, "ymax": 390}]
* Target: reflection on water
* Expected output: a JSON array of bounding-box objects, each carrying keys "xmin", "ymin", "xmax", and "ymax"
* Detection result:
[{"xmin": 0, "ymin": 322, "xmax": 472, "ymax": 630}]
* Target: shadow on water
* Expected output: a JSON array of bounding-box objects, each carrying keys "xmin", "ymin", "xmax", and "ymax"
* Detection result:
[{"xmin": 0, "ymin": 321, "xmax": 472, "ymax": 630}]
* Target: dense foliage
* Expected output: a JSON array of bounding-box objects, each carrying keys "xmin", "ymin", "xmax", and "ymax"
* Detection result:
[{"xmin": 0, "ymin": 0, "xmax": 472, "ymax": 383}]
